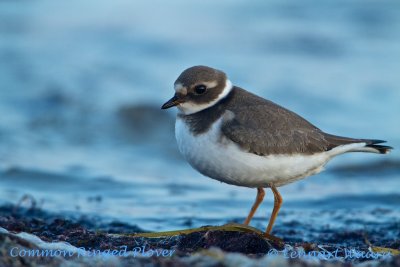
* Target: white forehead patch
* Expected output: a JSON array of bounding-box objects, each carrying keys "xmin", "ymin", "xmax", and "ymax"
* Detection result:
[
  {"xmin": 178, "ymin": 79, "xmax": 233, "ymax": 115},
  {"xmin": 174, "ymin": 83, "xmax": 187, "ymax": 94}
]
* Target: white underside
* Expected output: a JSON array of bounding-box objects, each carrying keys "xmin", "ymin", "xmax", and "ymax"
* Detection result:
[{"xmin": 176, "ymin": 116, "xmax": 368, "ymax": 188}]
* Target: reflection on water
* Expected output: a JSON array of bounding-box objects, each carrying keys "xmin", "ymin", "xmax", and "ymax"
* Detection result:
[{"xmin": 0, "ymin": 0, "xmax": 399, "ymax": 238}]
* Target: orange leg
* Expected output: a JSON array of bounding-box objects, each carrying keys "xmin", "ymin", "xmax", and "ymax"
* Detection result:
[
  {"xmin": 244, "ymin": 187, "xmax": 265, "ymax": 225},
  {"xmin": 265, "ymin": 185, "xmax": 283, "ymax": 235}
]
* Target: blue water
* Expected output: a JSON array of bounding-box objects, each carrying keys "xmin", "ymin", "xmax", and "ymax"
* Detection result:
[{"xmin": 0, "ymin": 0, "xmax": 399, "ymax": 239}]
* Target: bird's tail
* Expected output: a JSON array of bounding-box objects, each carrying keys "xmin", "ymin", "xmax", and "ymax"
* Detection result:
[
  {"xmin": 324, "ymin": 133, "xmax": 393, "ymax": 155},
  {"xmin": 349, "ymin": 140, "xmax": 392, "ymax": 154}
]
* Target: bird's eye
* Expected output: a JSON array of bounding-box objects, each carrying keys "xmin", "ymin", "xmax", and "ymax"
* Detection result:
[{"xmin": 194, "ymin": 85, "xmax": 207, "ymax": 95}]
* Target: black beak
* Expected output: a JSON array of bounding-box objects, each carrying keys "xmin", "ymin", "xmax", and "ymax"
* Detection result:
[{"xmin": 161, "ymin": 95, "xmax": 180, "ymax": 109}]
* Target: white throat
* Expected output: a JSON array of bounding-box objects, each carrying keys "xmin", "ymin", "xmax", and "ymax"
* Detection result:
[{"xmin": 177, "ymin": 79, "xmax": 233, "ymax": 115}]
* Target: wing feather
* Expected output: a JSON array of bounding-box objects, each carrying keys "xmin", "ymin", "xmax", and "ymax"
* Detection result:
[{"xmin": 220, "ymin": 91, "xmax": 330, "ymax": 155}]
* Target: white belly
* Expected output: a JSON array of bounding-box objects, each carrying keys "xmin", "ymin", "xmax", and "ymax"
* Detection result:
[{"xmin": 175, "ymin": 117, "xmax": 333, "ymax": 188}]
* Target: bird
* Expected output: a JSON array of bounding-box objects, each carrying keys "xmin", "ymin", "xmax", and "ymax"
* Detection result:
[{"xmin": 161, "ymin": 65, "xmax": 392, "ymax": 237}]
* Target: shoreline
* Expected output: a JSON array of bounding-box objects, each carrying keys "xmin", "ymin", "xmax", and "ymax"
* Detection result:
[{"xmin": 1, "ymin": 203, "xmax": 399, "ymax": 267}]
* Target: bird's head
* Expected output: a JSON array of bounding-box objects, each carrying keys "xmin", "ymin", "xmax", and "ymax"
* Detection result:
[{"xmin": 162, "ymin": 65, "xmax": 233, "ymax": 115}]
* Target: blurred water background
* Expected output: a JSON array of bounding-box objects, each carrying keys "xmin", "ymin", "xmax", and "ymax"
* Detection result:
[{"xmin": 0, "ymin": 0, "xmax": 399, "ymax": 241}]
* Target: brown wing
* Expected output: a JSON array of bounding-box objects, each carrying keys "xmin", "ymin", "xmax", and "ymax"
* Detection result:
[
  {"xmin": 221, "ymin": 88, "xmax": 391, "ymax": 155},
  {"xmin": 221, "ymin": 104, "xmax": 331, "ymax": 155}
]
